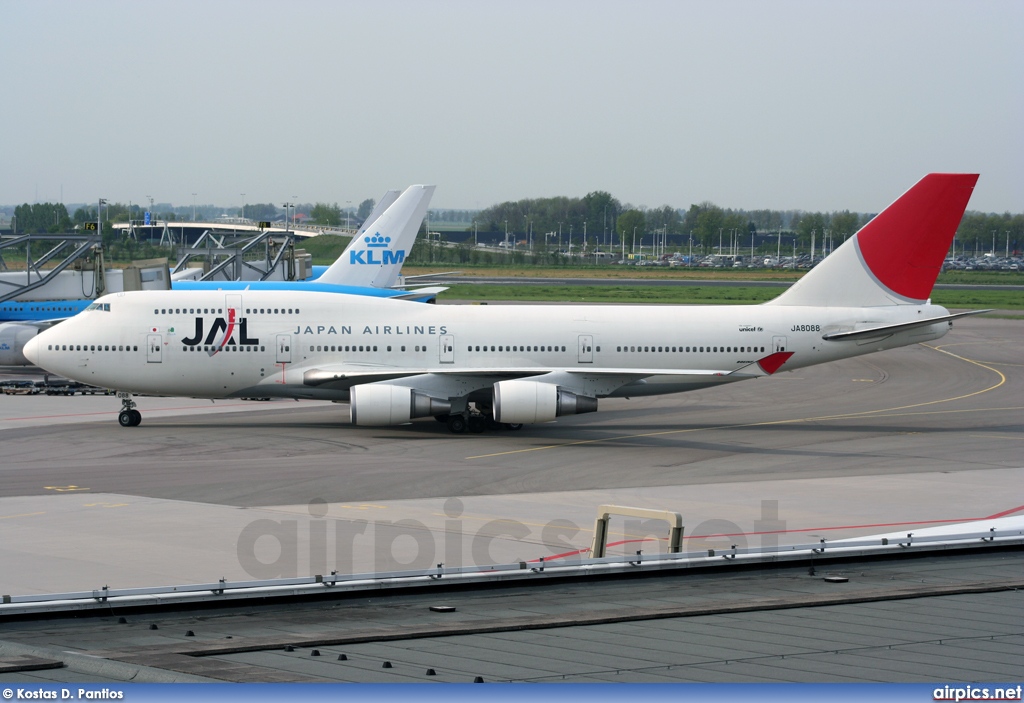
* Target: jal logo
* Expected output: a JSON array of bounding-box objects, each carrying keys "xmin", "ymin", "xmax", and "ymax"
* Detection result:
[
  {"xmin": 0, "ymin": 343, "xmax": 9, "ymax": 350},
  {"xmin": 349, "ymin": 232, "xmax": 406, "ymax": 265},
  {"xmin": 182, "ymin": 309, "xmax": 259, "ymax": 356}
]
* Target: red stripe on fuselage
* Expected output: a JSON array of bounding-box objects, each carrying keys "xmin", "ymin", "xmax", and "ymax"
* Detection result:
[
  {"xmin": 757, "ymin": 351, "xmax": 794, "ymax": 375},
  {"xmin": 208, "ymin": 308, "xmax": 237, "ymax": 357}
]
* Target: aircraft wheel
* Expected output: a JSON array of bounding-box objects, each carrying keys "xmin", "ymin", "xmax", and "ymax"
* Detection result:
[
  {"xmin": 446, "ymin": 415, "xmax": 467, "ymax": 434},
  {"xmin": 468, "ymin": 416, "xmax": 485, "ymax": 433},
  {"xmin": 503, "ymin": 423, "xmax": 524, "ymax": 431},
  {"xmin": 118, "ymin": 411, "xmax": 135, "ymax": 428},
  {"xmin": 485, "ymin": 416, "xmax": 502, "ymax": 431},
  {"xmin": 130, "ymin": 409, "xmax": 142, "ymax": 427}
]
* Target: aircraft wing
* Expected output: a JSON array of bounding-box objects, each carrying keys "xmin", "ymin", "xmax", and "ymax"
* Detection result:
[
  {"xmin": 21, "ymin": 318, "xmax": 69, "ymax": 330},
  {"xmin": 298, "ymin": 353, "xmax": 790, "ymax": 398}
]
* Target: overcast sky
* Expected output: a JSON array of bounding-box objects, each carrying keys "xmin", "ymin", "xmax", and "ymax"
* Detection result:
[{"xmin": 3, "ymin": 0, "xmax": 1021, "ymax": 214}]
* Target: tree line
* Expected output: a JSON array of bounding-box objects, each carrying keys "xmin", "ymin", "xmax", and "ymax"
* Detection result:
[{"xmin": 8, "ymin": 197, "xmax": 1022, "ymax": 256}]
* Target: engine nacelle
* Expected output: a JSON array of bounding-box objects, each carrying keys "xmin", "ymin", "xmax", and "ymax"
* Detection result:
[
  {"xmin": 350, "ymin": 384, "xmax": 451, "ymax": 426},
  {"xmin": 493, "ymin": 380, "xmax": 598, "ymax": 424},
  {"xmin": 0, "ymin": 323, "xmax": 40, "ymax": 366}
]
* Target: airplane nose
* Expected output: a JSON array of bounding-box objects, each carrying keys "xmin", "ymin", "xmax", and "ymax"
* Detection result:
[{"xmin": 23, "ymin": 333, "xmax": 41, "ymax": 365}]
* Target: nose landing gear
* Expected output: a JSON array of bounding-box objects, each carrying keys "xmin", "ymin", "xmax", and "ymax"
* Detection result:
[{"xmin": 117, "ymin": 395, "xmax": 142, "ymax": 427}]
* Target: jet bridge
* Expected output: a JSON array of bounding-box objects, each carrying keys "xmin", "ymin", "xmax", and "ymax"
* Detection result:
[
  {"xmin": 0, "ymin": 233, "xmax": 103, "ymax": 303},
  {"xmin": 0, "ymin": 234, "xmax": 177, "ymax": 304},
  {"xmin": 172, "ymin": 231, "xmax": 310, "ymax": 282}
]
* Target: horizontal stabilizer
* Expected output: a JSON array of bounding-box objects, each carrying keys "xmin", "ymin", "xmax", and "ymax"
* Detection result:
[
  {"xmin": 821, "ymin": 310, "xmax": 991, "ymax": 341},
  {"xmin": 389, "ymin": 286, "xmax": 448, "ymax": 301},
  {"xmin": 397, "ymin": 271, "xmax": 462, "ymax": 284}
]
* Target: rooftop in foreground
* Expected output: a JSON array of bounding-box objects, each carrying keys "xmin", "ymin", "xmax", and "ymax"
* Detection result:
[{"xmin": 1, "ymin": 543, "xmax": 1021, "ymax": 684}]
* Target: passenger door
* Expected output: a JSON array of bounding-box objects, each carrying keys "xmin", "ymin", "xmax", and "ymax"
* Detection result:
[
  {"xmin": 773, "ymin": 335, "xmax": 788, "ymax": 353},
  {"xmin": 147, "ymin": 334, "xmax": 162, "ymax": 363},
  {"xmin": 578, "ymin": 335, "xmax": 594, "ymax": 363},
  {"xmin": 439, "ymin": 334, "xmax": 455, "ymax": 364},
  {"xmin": 276, "ymin": 334, "xmax": 292, "ymax": 363}
]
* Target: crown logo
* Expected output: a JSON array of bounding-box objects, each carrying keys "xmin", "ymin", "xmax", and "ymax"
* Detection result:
[{"xmin": 364, "ymin": 232, "xmax": 392, "ymax": 248}]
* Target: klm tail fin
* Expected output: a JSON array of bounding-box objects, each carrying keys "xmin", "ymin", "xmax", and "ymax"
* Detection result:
[
  {"xmin": 356, "ymin": 189, "xmax": 401, "ymax": 235},
  {"xmin": 317, "ymin": 185, "xmax": 435, "ymax": 288},
  {"xmin": 766, "ymin": 174, "xmax": 978, "ymax": 308}
]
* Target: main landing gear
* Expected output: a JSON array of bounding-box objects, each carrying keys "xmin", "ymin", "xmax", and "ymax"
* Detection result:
[
  {"xmin": 436, "ymin": 405, "xmax": 523, "ymax": 435},
  {"xmin": 117, "ymin": 395, "xmax": 142, "ymax": 427}
]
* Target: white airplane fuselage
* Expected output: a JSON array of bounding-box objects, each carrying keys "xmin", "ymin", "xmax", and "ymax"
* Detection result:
[{"xmin": 26, "ymin": 288, "xmax": 951, "ymax": 400}]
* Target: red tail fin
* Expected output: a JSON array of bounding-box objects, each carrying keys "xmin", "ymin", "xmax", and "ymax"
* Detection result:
[{"xmin": 857, "ymin": 174, "xmax": 978, "ymax": 301}]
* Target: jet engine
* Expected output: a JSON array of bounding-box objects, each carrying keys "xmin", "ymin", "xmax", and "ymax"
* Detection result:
[
  {"xmin": 492, "ymin": 380, "xmax": 597, "ymax": 424},
  {"xmin": 0, "ymin": 323, "xmax": 41, "ymax": 366},
  {"xmin": 350, "ymin": 384, "xmax": 452, "ymax": 426}
]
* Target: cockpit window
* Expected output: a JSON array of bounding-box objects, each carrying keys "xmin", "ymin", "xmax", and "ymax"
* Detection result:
[{"xmin": 85, "ymin": 303, "xmax": 111, "ymax": 312}]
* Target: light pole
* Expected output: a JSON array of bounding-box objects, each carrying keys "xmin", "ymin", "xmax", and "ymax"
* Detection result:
[
  {"xmin": 240, "ymin": 193, "xmax": 245, "ymax": 220},
  {"xmin": 282, "ymin": 203, "xmax": 293, "ymax": 232},
  {"xmin": 346, "ymin": 200, "xmax": 352, "ymax": 230},
  {"xmin": 192, "ymin": 193, "xmax": 197, "ymax": 221}
]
